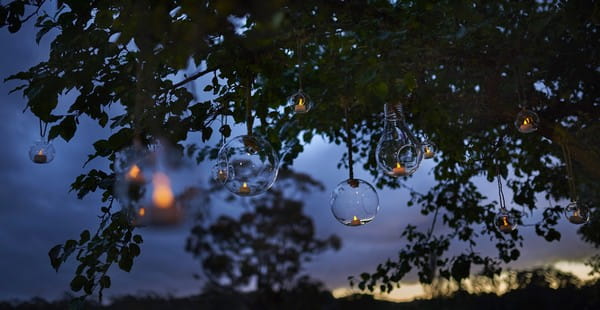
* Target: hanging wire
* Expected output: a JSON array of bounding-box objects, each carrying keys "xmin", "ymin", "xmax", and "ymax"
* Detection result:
[
  {"xmin": 344, "ymin": 104, "xmax": 354, "ymax": 181},
  {"xmin": 220, "ymin": 102, "xmax": 227, "ymax": 146},
  {"xmin": 39, "ymin": 119, "xmax": 48, "ymax": 139},
  {"xmin": 296, "ymin": 38, "xmax": 303, "ymax": 91},
  {"xmin": 496, "ymin": 165, "xmax": 507, "ymax": 211},
  {"xmin": 561, "ymin": 142, "xmax": 578, "ymax": 202},
  {"xmin": 245, "ymin": 75, "xmax": 253, "ymax": 136}
]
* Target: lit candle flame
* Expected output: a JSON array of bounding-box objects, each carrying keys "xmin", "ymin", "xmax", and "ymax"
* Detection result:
[
  {"xmin": 152, "ymin": 172, "xmax": 174, "ymax": 209},
  {"xmin": 242, "ymin": 182, "xmax": 249, "ymax": 189},
  {"xmin": 522, "ymin": 117, "xmax": 531, "ymax": 125},
  {"xmin": 298, "ymin": 97, "xmax": 304, "ymax": 106},
  {"xmin": 37, "ymin": 149, "xmax": 44, "ymax": 156},
  {"xmin": 138, "ymin": 207, "xmax": 146, "ymax": 216},
  {"xmin": 127, "ymin": 164, "xmax": 142, "ymax": 180},
  {"xmin": 502, "ymin": 216, "xmax": 509, "ymax": 227},
  {"xmin": 353, "ymin": 215, "xmax": 359, "ymax": 221}
]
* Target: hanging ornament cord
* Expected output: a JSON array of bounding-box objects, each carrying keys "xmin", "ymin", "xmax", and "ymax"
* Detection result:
[
  {"xmin": 496, "ymin": 166, "xmax": 507, "ymax": 212},
  {"xmin": 245, "ymin": 75, "xmax": 253, "ymax": 136},
  {"xmin": 297, "ymin": 38, "xmax": 303, "ymax": 91},
  {"xmin": 220, "ymin": 102, "xmax": 227, "ymax": 146},
  {"xmin": 515, "ymin": 66, "xmax": 526, "ymax": 110},
  {"xmin": 39, "ymin": 119, "xmax": 48, "ymax": 141},
  {"xmin": 344, "ymin": 104, "xmax": 355, "ymax": 182},
  {"xmin": 561, "ymin": 142, "xmax": 578, "ymax": 202}
]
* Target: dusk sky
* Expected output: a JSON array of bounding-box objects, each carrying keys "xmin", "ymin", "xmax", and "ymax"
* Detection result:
[{"xmin": 0, "ymin": 16, "xmax": 597, "ymax": 303}]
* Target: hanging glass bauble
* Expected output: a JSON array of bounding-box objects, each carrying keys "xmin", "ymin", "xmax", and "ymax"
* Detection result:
[
  {"xmin": 495, "ymin": 210, "xmax": 518, "ymax": 233},
  {"xmin": 29, "ymin": 140, "xmax": 56, "ymax": 164},
  {"xmin": 564, "ymin": 201, "xmax": 589, "ymax": 225},
  {"xmin": 376, "ymin": 104, "xmax": 421, "ymax": 177},
  {"xmin": 211, "ymin": 159, "xmax": 234, "ymax": 184},
  {"xmin": 288, "ymin": 90, "xmax": 313, "ymax": 114},
  {"xmin": 330, "ymin": 178, "xmax": 379, "ymax": 226},
  {"xmin": 514, "ymin": 109, "xmax": 539, "ymax": 133},
  {"xmin": 218, "ymin": 135, "xmax": 279, "ymax": 196},
  {"xmin": 115, "ymin": 143, "xmax": 201, "ymax": 227},
  {"xmin": 422, "ymin": 141, "xmax": 436, "ymax": 160}
]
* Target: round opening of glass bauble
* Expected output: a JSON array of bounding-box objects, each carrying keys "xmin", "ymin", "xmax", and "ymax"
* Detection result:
[
  {"xmin": 564, "ymin": 201, "xmax": 589, "ymax": 225},
  {"xmin": 288, "ymin": 90, "xmax": 313, "ymax": 114},
  {"xmin": 514, "ymin": 109, "xmax": 539, "ymax": 133},
  {"xmin": 495, "ymin": 210, "xmax": 518, "ymax": 233},
  {"xmin": 218, "ymin": 135, "xmax": 279, "ymax": 197},
  {"xmin": 395, "ymin": 144, "xmax": 422, "ymax": 176},
  {"xmin": 330, "ymin": 178, "xmax": 380, "ymax": 226},
  {"xmin": 29, "ymin": 141, "xmax": 55, "ymax": 164}
]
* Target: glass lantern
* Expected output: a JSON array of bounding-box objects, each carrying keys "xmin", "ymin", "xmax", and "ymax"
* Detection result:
[
  {"xmin": 422, "ymin": 141, "xmax": 436, "ymax": 160},
  {"xmin": 218, "ymin": 135, "xmax": 279, "ymax": 197},
  {"xmin": 564, "ymin": 201, "xmax": 589, "ymax": 225},
  {"xmin": 29, "ymin": 140, "xmax": 56, "ymax": 164},
  {"xmin": 288, "ymin": 90, "xmax": 313, "ymax": 114},
  {"xmin": 495, "ymin": 210, "xmax": 518, "ymax": 233},
  {"xmin": 514, "ymin": 109, "xmax": 539, "ymax": 133},
  {"xmin": 115, "ymin": 144, "xmax": 201, "ymax": 227},
  {"xmin": 330, "ymin": 178, "xmax": 380, "ymax": 226},
  {"xmin": 376, "ymin": 103, "xmax": 423, "ymax": 177}
]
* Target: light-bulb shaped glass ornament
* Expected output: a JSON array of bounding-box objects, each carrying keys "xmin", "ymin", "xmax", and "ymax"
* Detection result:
[
  {"xmin": 495, "ymin": 209, "xmax": 518, "ymax": 233},
  {"xmin": 115, "ymin": 143, "xmax": 201, "ymax": 227},
  {"xmin": 564, "ymin": 201, "xmax": 589, "ymax": 225},
  {"xmin": 422, "ymin": 141, "xmax": 436, "ymax": 160},
  {"xmin": 330, "ymin": 178, "xmax": 379, "ymax": 226},
  {"xmin": 514, "ymin": 109, "xmax": 539, "ymax": 133},
  {"xmin": 376, "ymin": 104, "xmax": 417, "ymax": 177},
  {"xmin": 29, "ymin": 140, "xmax": 55, "ymax": 164},
  {"xmin": 218, "ymin": 135, "xmax": 279, "ymax": 196},
  {"xmin": 288, "ymin": 90, "xmax": 313, "ymax": 114}
]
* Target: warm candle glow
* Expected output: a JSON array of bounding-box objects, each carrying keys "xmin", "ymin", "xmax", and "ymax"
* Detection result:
[
  {"xmin": 37, "ymin": 149, "xmax": 44, "ymax": 156},
  {"xmin": 138, "ymin": 207, "xmax": 146, "ymax": 216},
  {"xmin": 239, "ymin": 182, "xmax": 251, "ymax": 194},
  {"xmin": 392, "ymin": 162, "xmax": 406, "ymax": 176},
  {"xmin": 152, "ymin": 172, "xmax": 174, "ymax": 208},
  {"xmin": 294, "ymin": 97, "xmax": 307, "ymax": 113},
  {"xmin": 522, "ymin": 117, "xmax": 531, "ymax": 125},
  {"xmin": 424, "ymin": 147, "xmax": 434, "ymax": 159},
  {"xmin": 350, "ymin": 215, "xmax": 361, "ymax": 226},
  {"xmin": 126, "ymin": 164, "xmax": 143, "ymax": 182},
  {"xmin": 502, "ymin": 216, "xmax": 509, "ymax": 227}
]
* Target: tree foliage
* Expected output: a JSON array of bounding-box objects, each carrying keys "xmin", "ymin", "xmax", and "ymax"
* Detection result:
[{"xmin": 1, "ymin": 0, "xmax": 599, "ymax": 300}]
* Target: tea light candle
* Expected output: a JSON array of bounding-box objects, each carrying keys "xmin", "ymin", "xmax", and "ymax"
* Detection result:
[
  {"xmin": 392, "ymin": 162, "xmax": 406, "ymax": 176},
  {"xmin": 217, "ymin": 169, "xmax": 227, "ymax": 182},
  {"xmin": 519, "ymin": 118, "xmax": 534, "ymax": 133},
  {"xmin": 33, "ymin": 149, "xmax": 47, "ymax": 163},
  {"xmin": 498, "ymin": 216, "xmax": 513, "ymax": 233},
  {"xmin": 152, "ymin": 173, "xmax": 175, "ymax": 209},
  {"xmin": 424, "ymin": 147, "xmax": 434, "ymax": 159},
  {"xmin": 294, "ymin": 97, "xmax": 307, "ymax": 113},
  {"xmin": 239, "ymin": 182, "xmax": 251, "ymax": 194},
  {"xmin": 126, "ymin": 164, "xmax": 145, "ymax": 183},
  {"xmin": 350, "ymin": 215, "xmax": 361, "ymax": 226}
]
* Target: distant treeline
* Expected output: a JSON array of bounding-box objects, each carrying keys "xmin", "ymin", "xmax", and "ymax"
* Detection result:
[{"xmin": 1, "ymin": 267, "xmax": 599, "ymax": 310}]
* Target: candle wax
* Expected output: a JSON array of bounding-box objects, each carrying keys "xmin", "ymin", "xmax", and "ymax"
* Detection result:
[
  {"xmin": 33, "ymin": 153, "xmax": 47, "ymax": 163},
  {"xmin": 294, "ymin": 104, "xmax": 307, "ymax": 113},
  {"xmin": 349, "ymin": 216, "xmax": 361, "ymax": 226},
  {"xmin": 239, "ymin": 183, "xmax": 251, "ymax": 194}
]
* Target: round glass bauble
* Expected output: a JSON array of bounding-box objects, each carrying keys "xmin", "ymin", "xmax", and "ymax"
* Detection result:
[
  {"xmin": 495, "ymin": 210, "xmax": 518, "ymax": 233},
  {"xmin": 330, "ymin": 178, "xmax": 380, "ymax": 226},
  {"xmin": 218, "ymin": 135, "xmax": 279, "ymax": 196},
  {"xmin": 396, "ymin": 144, "xmax": 422, "ymax": 176},
  {"xmin": 288, "ymin": 90, "xmax": 313, "ymax": 114},
  {"xmin": 564, "ymin": 201, "xmax": 589, "ymax": 225},
  {"xmin": 29, "ymin": 140, "xmax": 56, "ymax": 164},
  {"xmin": 514, "ymin": 109, "xmax": 539, "ymax": 133}
]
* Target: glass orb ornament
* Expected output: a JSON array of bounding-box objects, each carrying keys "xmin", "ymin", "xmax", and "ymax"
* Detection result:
[
  {"xmin": 218, "ymin": 135, "xmax": 279, "ymax": 196},
  {"xmin": 564, "ymin": 201, "xmax": 589, "ymax": 225},
  {"xmin": 288, "ymin": 90, "xmax": 313, "ymax": 114},
  {"xmin": 115, "ymin": 143, "xmax": 202, "ymax": 227},
  {"xmin": 376, "ymin": 104, "xmax": 418, "ymax": 177},
  {"xmin": 495, "ymin": 210, "xmax": 518, "ymax": 233},
  {"xmin": 422, "ymin": 141, "xmax": 436, "ymax": 160},
  {"xmin": 330, "ymin": 178, "xmax": 380, "ymax": 226},
  {"xmin": 29, "ymin": 140, "xmax": 55, "ymax": 164},
  {"xmin": 514, "ymin": 109, "xmax": 539, "ymax": 133}
]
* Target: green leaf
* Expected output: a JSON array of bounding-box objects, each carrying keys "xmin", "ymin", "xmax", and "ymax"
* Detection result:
[
  {"xmin": 70, "ymin": 275, "xmax": 86, "ymax": 292},
  {"xmin": 99, "ymin": 275, "xmax": 111, "ymax": 289},
  {"xmin": 133, "ymin": 234, "xmax": 143, "ymax": 244},
  {"xmin": 79, "ymin": 230, "xmax": 90, "ymax": 245}
]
